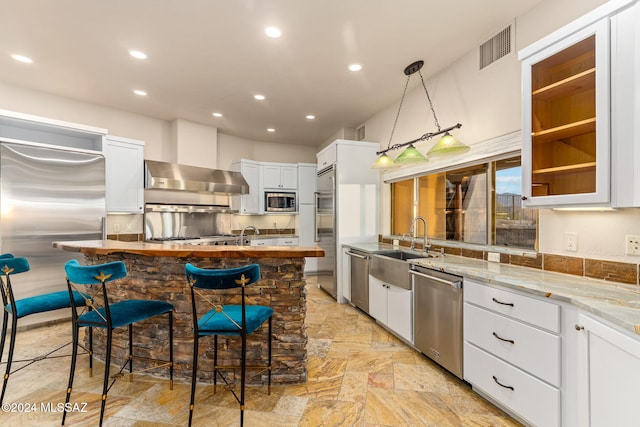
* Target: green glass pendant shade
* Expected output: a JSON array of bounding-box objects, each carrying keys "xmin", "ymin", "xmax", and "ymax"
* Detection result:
[
  {"xmin": 426, "ymin": 132, "xmax": 470, "ymax": 157},
  {"xmin": 371, "ymin": 154, "xmax": 398, "ymax": 169},
  {"xmin": 394, "ymin": 144, "xmax": 427, "ymax": 164}
]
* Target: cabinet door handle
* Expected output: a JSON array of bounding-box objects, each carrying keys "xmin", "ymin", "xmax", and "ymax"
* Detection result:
[
  {"xmin": 575, "ymin": 324, "xmax": 584, "ymax": 331},
  {"xmin": 492, "ymin": 375, "xmax": 514, "ymax": 391},
  {"xmin": 492, "ymin": 297, "xmax": 514, "ymax": 307},
  {"xmin": 492, "ymin": 332, "xmax": 515, "ymax": 344},
  {"xmin": 521, "ymin": 196, "xmax": 528, "ymax": 201}
]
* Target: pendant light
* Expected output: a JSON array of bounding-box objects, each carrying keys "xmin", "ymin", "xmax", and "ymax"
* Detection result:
[
  {"xmin": 426, "ymin": 132, "xmax": 470, "ymax": 156},
  {"xmin": 372, "ymin": 60, "xmax": 468, "ymax": 169}
]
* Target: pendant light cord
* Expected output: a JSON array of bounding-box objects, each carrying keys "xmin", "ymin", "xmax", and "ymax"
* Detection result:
[
  {"xmin": 386, "ymin": 74, "xmax": 411, "ymax": 150},
  {"xmin": 418, "ymin": 70, "xmax": 441, "ymax": 132}
]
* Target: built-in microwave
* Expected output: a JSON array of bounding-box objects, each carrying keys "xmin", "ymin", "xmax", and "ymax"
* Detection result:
[{"xmin": 265, "ymin": 191, "xmax": 296, "ymax": 212}]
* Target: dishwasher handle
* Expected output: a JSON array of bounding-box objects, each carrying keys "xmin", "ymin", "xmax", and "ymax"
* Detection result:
[
  {"xmin": 346, "ymin": 251, "xmax": 369, "ymax": 260},
  {"xmin": 410, "ymin": 269, "xmax": 462, "ymax": 289}
]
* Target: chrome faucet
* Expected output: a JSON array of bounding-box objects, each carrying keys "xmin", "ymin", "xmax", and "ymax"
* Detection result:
[
  {"xmin": 408, "ymin": 216, "xmax": 429, "ymax": 253},
  {"xmin": 239, "ymin": 225, "xmax": 260, "ymax": 246}
]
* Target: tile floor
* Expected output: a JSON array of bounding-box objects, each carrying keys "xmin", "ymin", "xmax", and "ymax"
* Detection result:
[{"xmin": 1, "ymin": 276, "xmax": 522, "ymax": 426}]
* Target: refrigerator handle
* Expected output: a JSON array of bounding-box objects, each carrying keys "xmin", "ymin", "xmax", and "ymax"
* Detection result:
[
  {"xmin": 314, "ymin": 192, "xmax": 319, "ymax": 242},
  {"xmin": 101, "ymin": 216, "xmax": 107, "ymax": 239}
]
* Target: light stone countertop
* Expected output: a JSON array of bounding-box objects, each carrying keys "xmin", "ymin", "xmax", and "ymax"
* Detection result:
[{"xmin": 344, "ymin": 242, "xmax": 640, "ymax": 336}]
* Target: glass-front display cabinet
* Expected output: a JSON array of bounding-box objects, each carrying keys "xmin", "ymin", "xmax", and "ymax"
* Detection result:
[{"xmin": 520, "ymin": 19, "xmax": 610, "ymax": 207}]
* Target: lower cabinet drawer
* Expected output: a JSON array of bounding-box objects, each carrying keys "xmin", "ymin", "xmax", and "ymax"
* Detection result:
[
  {"xmin": 465, "ymin": 279, "xmax": 560, "ymax": 333},
  {"xmin": 464, "ymin": 303, "xmax": 561, "ymax": 387},
  {"xmin": 464, "ymin": 342, "xmax": 560, "ymax": 427}
]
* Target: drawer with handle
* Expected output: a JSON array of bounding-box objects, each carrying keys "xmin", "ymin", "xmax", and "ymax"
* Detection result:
[
  {"xmin": 464, "ymin": 279, "xmax": 560, "ymax": 333},
  {"xmin": 464, "ymin": 342, "xmax": 560, "ymax": 427},
  {"xmin": 464, "ymin": 303, "xmax": 560, "ymax": 386}
]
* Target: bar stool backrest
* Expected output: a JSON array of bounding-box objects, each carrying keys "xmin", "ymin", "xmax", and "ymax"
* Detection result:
[
  {"xmin": 185, "ymin": 263, "xmax": 260, "ymax": 290},
  {"xmin": 1, "ymin": 256, "xmax": 30, "ymax": 309}
]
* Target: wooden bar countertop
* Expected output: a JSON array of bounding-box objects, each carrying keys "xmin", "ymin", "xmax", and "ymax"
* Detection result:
[{"xmin": 53, "ymin": 240, "xmax": 325, "ymax": 258}]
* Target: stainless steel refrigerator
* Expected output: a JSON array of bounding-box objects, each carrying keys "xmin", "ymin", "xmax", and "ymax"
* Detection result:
[
  {"xmin": 0, "ymin": 139, "xmax": 106, "ymax": 327},
  {"xmin": 315, "ymin": 165, "xmax": 336, "ymax": 296}
]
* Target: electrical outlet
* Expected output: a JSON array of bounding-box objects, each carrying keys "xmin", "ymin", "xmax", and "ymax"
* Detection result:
[
  {"xmin": 625, "ymin": 234, "xmax": 640, "ymax": 256},
  {"xmin": 273, "ymin": 221, "xmax": 277, "ymax": 229},
  {"xmin": 487, "ymin": 252, "xmax": 501, "ymax": 263},
  {"xmin": 564, "ymin": 232, "xmax": 578, "ymax": 252},
  {"xmin": 126, "ymin": 223, "xmax": 132, "ymax": 232},
  {"xmin": 114, "ymin": 223, "xmax": 121, "ymax": 233}
]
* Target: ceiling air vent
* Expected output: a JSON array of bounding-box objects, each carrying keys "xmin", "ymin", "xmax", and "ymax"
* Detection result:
[{"xmin": 480, "ymin": 25, "xmax": 512, "ymax": 70}]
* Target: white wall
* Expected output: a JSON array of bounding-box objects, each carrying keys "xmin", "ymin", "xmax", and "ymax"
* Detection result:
[
  {"xmin": 364, "ymin": 0, "xmax": 640, "ymax": 263},
  {"xmin": 0, "ymin": 82, "xmax": 173, "ymax": 161},
  {"xmin": 217, "ymin": 133, "xmax": 317, "ymax": 169},
  {"xmin": 171, "ymin": 118, "xmax": 218, "ymax": 168}
]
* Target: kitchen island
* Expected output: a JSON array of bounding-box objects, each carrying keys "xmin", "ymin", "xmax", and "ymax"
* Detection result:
[{"xmin": 53, "ymin": 240, "xmax": 324, "ymax": 383}]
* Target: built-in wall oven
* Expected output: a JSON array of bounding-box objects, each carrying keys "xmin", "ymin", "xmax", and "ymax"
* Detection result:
[{"xmin": 411, "ymin": 264, "xmax": 464, "ymax": 379}]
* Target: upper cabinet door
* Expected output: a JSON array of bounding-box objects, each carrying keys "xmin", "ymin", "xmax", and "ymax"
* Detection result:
[
  {"xmin": 231, "ymin": 159, "xmax": 260, "ymax": 214},
  {"xmin": 261, "ymin": 164, "xmax": 297, "ymax": 189},
  {"xmin": 521, "ymin": 18, "xmax": 610, "ymax": 207},
  {"xmin": 104, "ymin": 136, "xmax": 144, "ymax": 213}
]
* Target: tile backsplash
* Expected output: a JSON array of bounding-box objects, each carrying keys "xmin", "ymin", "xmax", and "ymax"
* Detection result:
[{"xmin": 379, "ymin": 236, "xmax": 639, "ymax": 286}]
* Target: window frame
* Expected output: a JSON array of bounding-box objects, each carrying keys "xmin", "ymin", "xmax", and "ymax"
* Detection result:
[{"xmin": 389, "ymin": 153, "xmax": 538, "ymax": 252}]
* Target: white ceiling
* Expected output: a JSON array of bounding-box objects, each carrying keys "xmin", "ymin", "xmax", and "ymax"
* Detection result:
[{"xmin": 0, "ymin": 0, "xmax": 544, "ymax": 146}]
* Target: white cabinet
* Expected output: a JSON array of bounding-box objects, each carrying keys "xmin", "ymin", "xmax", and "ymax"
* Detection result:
[
  {"xmin": 316, "ymin": 144, "xmax": 336, "ymax": 171},
  {"xmin": 231, "ymin": 159, "xmax": 260, "ymax": 214},
  {"xmin": 297, "ymin": 163, "xmax": 316, "ymax": 204},
  {"xmin": 610, "ymin": 0, "xmax": 640, "ymax": 207},
  {"xmin": 250, "ymin": 237, "xmax": 298, "ymax": 247},
  {"xmin": 276, "ymin": 237, "xmax": 299, "ymax": 246},
  {"xmin": 576, "ymin": 313, "xmax": 640, "ymax": 426},
  {"xmin": 519, "ymin": 17, "xmax": 610, "ymax": 207},
  {"xmin": 261, "ymin": 163, "xmax": 297, "ymax": 189},
  {"xmin": 104, "ymin": 136, "xmax": 144, "ymax": 213},
  {"xmin": 369, "ymin": 275, "xmax": 412, "ymax": 343},
  {"xmin": 463, "ymin": 279, "xmax": 561, "ymax": 427},
  {"xmin": 250, "ymin": 237, "xmax": 277, "ymax": 246}
]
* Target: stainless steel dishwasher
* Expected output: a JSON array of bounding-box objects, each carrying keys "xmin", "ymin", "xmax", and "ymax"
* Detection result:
[
  {"xmin": 346, "ymin": 249, "xmax": 370, "ymax": 313},
  {"xmin": 411, "ymin": 264, "xmax": 464, "ymax": 379}
]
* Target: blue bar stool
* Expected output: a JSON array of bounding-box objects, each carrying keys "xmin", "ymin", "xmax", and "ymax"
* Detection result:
[
  {"xmin": 0, "ymin": 254, "xmax": 91, "ymax": 405},
  {"xmin": 63, "ymin": 259, "xmax": 174, "ymax": 426},
  {"xmin": 185, "ymin": 263, "xmax": 273, "ymax": 427}
]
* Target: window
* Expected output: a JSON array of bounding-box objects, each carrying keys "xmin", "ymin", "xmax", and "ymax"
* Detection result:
[
  {"xmin": 494, "ymin": 158, "xmax": 537, "ymax": 249},
  {"xmin": 390, "ymin": 156, "xmax": 537, "ymax": 250}
]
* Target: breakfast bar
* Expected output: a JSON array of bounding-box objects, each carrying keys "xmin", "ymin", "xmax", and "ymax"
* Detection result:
[{"xmin": 53, "ymin": 240, "xmax": 324, "ymax": 384}]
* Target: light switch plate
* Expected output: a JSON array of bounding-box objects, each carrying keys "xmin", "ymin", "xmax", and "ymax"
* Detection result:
[{"xmin": 564, "ymin": 232, "xmax": 578, "ymax": 252}]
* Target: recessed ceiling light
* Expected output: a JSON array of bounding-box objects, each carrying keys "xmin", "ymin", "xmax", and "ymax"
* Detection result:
[
  {"xmin": 306, "ymin": 115, "xmax": 316, "ymax": 120},
  {"xmin": 264, "ymin": 27, "xmax": 282, "ymax": 38},
  {"xmin": 133, "ymin": 89, "xmax": 147, "ymax": 96},
  {"xmin": 212, "ymin": 112, "xmax": 223, "ymax": 118},
  {"xmin": 348, "ymin": 64, "xmax": 362, "ymax": 72},
  {"xmin": 129, "ymin": 50, "xmax": 147, "ymax": 59},
  {"xmin": 11, "ymin": 54, "xmax": 33, "ymax": 64},
  {"xmin": 254, "ymin": 94, "xmax": 266, "ymax": 100},
  {"xmin": 267, "ymin": 128, "xmax": 275, "ymax": 132}
]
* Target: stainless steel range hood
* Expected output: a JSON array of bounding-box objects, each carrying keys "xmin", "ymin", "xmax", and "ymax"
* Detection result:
[
  {"xmin": 145, "ymin": 160, "xmax": 249, "ymax": 195},
  {"xmin": 144, "ymin": 160, "xmax": 248, "ymax": 211}
]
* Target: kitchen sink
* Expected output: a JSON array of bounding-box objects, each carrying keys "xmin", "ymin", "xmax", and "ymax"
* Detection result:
[
  {"xmin": 375, "ymin": 250, "xmax": 428, "ymax": 261},
  {"xmin": 370, "ymin": 249, "xmax": 442, "ymax": 290}
]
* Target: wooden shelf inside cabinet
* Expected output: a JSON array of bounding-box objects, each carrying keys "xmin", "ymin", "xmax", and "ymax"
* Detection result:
[
  {"xmin": 532, "ymin": 161, "xmax": 596, "ymax": 176},
  {"xmin": 532, "ymin": 117, "xmax": 596, "ymax": 143},
  {"xmin": 532, "ymin": 68, "xmax": 595, "ymax": 101}
]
